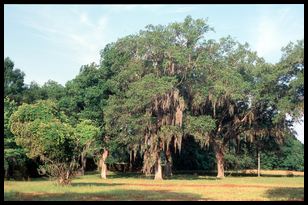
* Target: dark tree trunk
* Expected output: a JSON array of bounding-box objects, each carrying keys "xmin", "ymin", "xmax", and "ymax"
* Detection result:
[
  {"xmin": 4, "ymin": 166, "xmax": 8, "ymax": 179},
  {"xmin": 164, "ymin": 150, "xmax": 172, "ymax": 177},
  {"xmin": 164, "ymin": 161, "xmax": 172, "ymax": 178},
  {"xmin": 214, "ymin": 144, "xmax": 225, "ymax": 179},
  {"xmin": 129, "ymin": 150, "xmax": 133, "ymax": 172},
  {"xmin": 154, "ymin": 152, "xmax": 163, "ymax": 180},
  {"xmin": 80, "ymin": 153, "xmax": 87, "ymax": 175}
]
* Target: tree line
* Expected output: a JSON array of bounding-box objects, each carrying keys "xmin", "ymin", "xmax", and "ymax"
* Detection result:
[{"xmin": 4, "ymin": 16, "xmax": 304, "ymax": 184}]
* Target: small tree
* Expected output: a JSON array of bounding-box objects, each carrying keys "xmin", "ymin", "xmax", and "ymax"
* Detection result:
[{"xmin": 10, "ymin": 100, "xmax": 80, "ymax": 185}]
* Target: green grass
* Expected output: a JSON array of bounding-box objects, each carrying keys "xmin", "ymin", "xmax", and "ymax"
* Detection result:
[{"xmin": 4, "ymin": 172, "xmax": 304, "ymax": 201}]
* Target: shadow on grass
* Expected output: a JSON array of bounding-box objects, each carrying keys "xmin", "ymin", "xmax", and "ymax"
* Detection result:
[
  {"xmin": 227, "ymin": 173, "xmax": 303, "ymax": 177},
  {"xmin": 104, "ymin": 172, "xmax": 219, "ymax": 181},
  {"xmin": 107, "ymin": 172, "xmax": 144, "ymax": 179},
  {"xmin": 265, "ymin": 187, "xmax": 304, "ymax": 201},
  {"xmin": 166, "ymin": 174, "xmax": 218, "ymax": 180},
  {"xmin": 4, "ymin": 177, "xmax": 50, "ymax": 182},
  {"xmin": 4, "ymin": 189, "xmax": 205, "ymax": 201},
  {"xmin": 83, "ymin": 172, "xmax": 304, "ymax": 180},
  {"xmin": 71, "ymin": 182, "xmax": 125, "ymax": 187}
]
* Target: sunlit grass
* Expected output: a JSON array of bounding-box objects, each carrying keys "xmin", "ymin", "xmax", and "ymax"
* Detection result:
[{"xmin": 4, "ymin": 171, "xmax": 304, "ymax": 201}]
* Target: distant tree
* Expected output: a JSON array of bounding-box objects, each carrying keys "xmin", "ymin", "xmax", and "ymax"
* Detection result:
[
  {"xmin": 4, "ymin": 57, "xmax": 26, "ymax": 103},
  {"xmin": 259, "ymin": 134, "xmax": 304, "ymax": 171},
  {"xmin": 41, "ymin": 80, "xmax": 66, "ymax": 101},
  {"xmin": 22, "ymin": 80, "xmax": 65, "ymax": 104},
  {"xmin": 22, "ymin": 81, "xmax": 44, "ymax": 103}
]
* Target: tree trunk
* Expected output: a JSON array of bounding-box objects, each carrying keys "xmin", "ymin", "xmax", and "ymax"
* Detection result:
[
  {"xmin": 154, "ymin": 152, "xmax": 163, "ymax": 180},
  {"xmin": 215, "ymin": 144, "xmax": 225, "ymax": 179},
  {"xmin": 100, "ymin": 149, "xmax": 108, "ymax": 179},
  {"xmin": 129, "ymin": 150, "xmax": 133, "ymax": 172},
  {"xmin": 5, "ymin": 167, "xmax": 8, "ymax": 179},
  {"xmin": 58, "ymin": 170, "xmax": 71, "ymax": 185},
  {"xmin": 164, "ymin": 161, "xmax": 172, "ymax": 178},
  {"xmin": 66, "ymin": 170, "xmax": 70, "ymax": 181},
  {"xmin": 101, "ymin": 163, "xmax": 107, "ymax": 179},
  {"xmin": 80, "ymin": 153, "xmax": 87, "ymax": 175},
  {"xmin": 164, "ymin": 150, "xmax": 172, "ymax": 177}
]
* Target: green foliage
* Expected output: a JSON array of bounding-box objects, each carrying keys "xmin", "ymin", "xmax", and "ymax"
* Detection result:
[
  {"xmin": 59, "ymin": 62, "xmax": 108, "ymax": 125},
  {"xmin": 22, "ymin": 80, "xmax": 66, "ymax": 104},
  {"xmin": 158, "ymin": 125, "xmax": 183, "ymax": 152},
  {"xmin": 260, "ymin": 135, "xmax": 304, "ymax": 171},
  {"xmin": 75, "ymin": 120, "xmax": 100, "ymax": 145},
  {"xmin": 4, "ymin": 97, "xmax": 29, "ymax": 178},
  {"xmin": 4, "ymin": 97, "xmax": 17, "ymax": 140},
  {"xmin": 184, "ymin": 115, "xmax": 216, "ymax": 148},
  {"xmin": 224, "ymin": 148, "xmax": 255, "ymax": 171},
  {"xmin": 105, "ymin": 60, "xmax": 145, "ymax": 94},
  {"xmin": 168, "ymin": 15, "xmax": 213, "ymax": 48},
  {"xmin": 41, "ymin": 80, "xmax": 66, "ymax": 100},
  {"xmin": 22, "ymin": 81, "xmax": 44, "ymax": 104},
  {"xmin": 125, "ymin": 74, "xmax": 178, "ymax": 111},
  {"xmin": 279, "ymin": 137, "xmax": 304, "ymax": 171},
  {"xmin": 104, "ymin": 140, "xmax": 130, "ymax": 165},
  {"xmin": 276, "ymin": 40, "xmax": 304, "ymax": 121},
  {"xmin": 75, "ymin": 119, "xmax": 101, "ymax": 164},
  {"xmin": 10, "ymin": 100, "xmax": 74, "ymax": 158},
  {"xmin": 100, "ymin": 36, "xmax": 138, "ymax": 77}
]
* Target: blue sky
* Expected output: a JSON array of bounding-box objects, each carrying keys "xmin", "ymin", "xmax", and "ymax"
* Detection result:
[{"xmin": 4, "ymin": 4, "xmax": 304, "ymax": 143}]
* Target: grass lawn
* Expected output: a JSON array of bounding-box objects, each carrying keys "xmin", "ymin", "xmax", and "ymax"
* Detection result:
[{"xmin": 4, "ymin": 171, "xmax": 304, "ymax": 201}]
